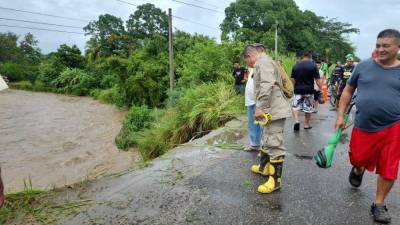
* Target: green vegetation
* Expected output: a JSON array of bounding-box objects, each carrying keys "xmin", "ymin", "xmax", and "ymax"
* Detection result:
[
  {"xmin": 51, "ymin": 68, "xmax": 95, "ymax": 96},
  {"xmin": 0, "ymin": 180, "xmax": 91, "ymax": 225},
  {"xmin": 221, "ymin": 0, "xmax": 359, "ymax": 62},
  {"xmin": 115, "ymin": 105, "xmax": 153, "ymax": 150},
  {"xmin": 0, "ymin": 1, "xmax": 357, "ymax": 161},
  {"xmin": 118, "ymin": 82, "xmax": 245, "ymax": 160}
]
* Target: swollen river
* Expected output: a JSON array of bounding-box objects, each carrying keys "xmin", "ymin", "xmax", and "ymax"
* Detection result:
[{"xmin": 0, "ymin": 90, "xmax": 137, "ymax": 192}]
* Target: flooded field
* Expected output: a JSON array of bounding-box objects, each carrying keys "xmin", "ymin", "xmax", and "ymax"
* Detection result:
[{"xmin": 0, "ymin": 89, "xmax": 138, "ymax": 192}]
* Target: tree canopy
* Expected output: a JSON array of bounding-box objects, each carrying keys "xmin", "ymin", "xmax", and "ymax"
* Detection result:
[{"xmin": 220, "ymin": 0, "xmax": 359, "ymax": 61}]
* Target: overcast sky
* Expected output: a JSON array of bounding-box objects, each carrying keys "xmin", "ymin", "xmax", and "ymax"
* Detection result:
[{"xmin": 0, "ymin": 0, "xmax": 398, "ymax": 59}]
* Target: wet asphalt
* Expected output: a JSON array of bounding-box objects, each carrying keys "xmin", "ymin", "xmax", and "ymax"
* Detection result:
[{"xmin": 60, "ymin": 104, "xmax": 400, "ymax": 225}]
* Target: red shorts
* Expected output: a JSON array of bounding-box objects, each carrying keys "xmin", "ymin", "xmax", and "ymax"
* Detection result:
[{"xmin": 349, "ymin": 121, "xmax": 400, "ymax": 180}]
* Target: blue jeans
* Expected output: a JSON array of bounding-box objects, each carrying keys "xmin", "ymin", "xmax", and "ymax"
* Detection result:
[{"xmin": 247, "ymin": 104, "xmax": 262, "ymax": 147}]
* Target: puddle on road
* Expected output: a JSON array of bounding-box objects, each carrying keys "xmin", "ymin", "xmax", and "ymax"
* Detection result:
[
  {"xmin": 292, "ymin": 154, "xmax": 314, "ymax": 160},
  {"xmin": 206, "ymin": 130, "xmax": 245, "ymax": 146}
]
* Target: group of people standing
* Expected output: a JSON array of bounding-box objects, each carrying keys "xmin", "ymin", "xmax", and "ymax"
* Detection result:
[{"xmin": 236, "ymin": 29, "xmax": 400, "ymax": 224}]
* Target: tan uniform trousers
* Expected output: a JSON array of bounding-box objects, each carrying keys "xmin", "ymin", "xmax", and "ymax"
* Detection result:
[{"xmin": 261, "ymin": 118, "xmax": 286, "ymax": 159}]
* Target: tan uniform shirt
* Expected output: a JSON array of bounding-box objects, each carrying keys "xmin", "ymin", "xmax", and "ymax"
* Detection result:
[{"xmin": 253, "ymin": 53, "xmax": 292, "ymax": 121}]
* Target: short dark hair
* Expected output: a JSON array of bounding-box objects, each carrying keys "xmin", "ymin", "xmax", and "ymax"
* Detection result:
[
  {"xmin": 315, "ymin": 61, "xmax": 321, "ymax": 64},
  {"xmin": 377, "ymin": 29, "xmax": 400, "ymax": 41},
  {"xmin": 303, "ymin": 52, "xmax": 312, "ymax": 58}
]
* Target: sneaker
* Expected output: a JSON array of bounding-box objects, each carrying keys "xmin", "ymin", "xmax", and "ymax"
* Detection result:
[
  {"xmin": 349, "ymin": 167, "xmax": 364, "ymax": 187},
  {"xmin": 243, "ymin": 146, "xmax": 260, "ymax": 151},
  {"xmin": 371, "ymin": 203, "xmax": 391, "ymax": 224},
  {"xmin": 294, "ymin": 122, "xmax": 300, "ymax": 132}
]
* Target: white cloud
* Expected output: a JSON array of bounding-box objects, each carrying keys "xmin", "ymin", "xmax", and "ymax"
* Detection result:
[
  {"xmin": 1, "ymin": 0, "xmax": 397, "ymax": 59},
  {"xmin": 295, "ymin": 0, "xmax": 399, "ymax": 59}
]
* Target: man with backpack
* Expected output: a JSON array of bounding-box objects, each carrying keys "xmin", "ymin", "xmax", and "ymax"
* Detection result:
[{"xmin": 242, "ymin": 44, "xmax": 292, "ymax": 194}]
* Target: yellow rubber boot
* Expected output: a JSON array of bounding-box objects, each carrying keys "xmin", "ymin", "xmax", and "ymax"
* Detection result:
[
  {"xmin": 250, "ymin": 151, "xmax": 270, "ymax": 176},
  {"xmin": 257, "ymin": 158, "xmax": 284, "ymax": 194},
  {"xmin": 251, "ymin": 163, "xmax": 273, "ymax": 176}
]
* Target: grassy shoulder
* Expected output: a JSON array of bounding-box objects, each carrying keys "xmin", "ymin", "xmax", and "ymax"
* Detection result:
[{"xmin": 0, "ymin": 180, "xmax": 92, "ymax": 225}]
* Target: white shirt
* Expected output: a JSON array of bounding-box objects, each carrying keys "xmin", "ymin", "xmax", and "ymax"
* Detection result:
[{"xmin": 245, "ymin": 68, "xmax": 256, "ymax": 106}]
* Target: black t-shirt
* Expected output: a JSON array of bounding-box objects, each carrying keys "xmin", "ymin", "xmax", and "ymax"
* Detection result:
[
  {"xmin": 232, "ymin": 67, "xmax": 246, "ymax": 85},
  {"xmin": 331, "ymin": 65, "xmax": 344, "ymax": 77},
  {"xmin": 291, "ymin": 60, "xmax": 320, "ymax": 94},
  {"xmin": 341, "ymin": 64, "xmax": 355, "ymax": 80}
]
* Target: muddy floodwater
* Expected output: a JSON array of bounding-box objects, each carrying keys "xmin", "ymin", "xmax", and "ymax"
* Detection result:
[{"xmin": 0, "ymin": 89, "xmax": 138, "ymax": 192}]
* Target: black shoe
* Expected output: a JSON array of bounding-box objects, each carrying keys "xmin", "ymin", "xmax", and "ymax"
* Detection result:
[
  {"xmin": 294, "ymin": 123, "xmax": 300, "ymax": 131},
  {"xmin": 371, "ymin": 203, "xmax": 391, "ymax": 224},
  {"xmin": 349, "ymin": 167, "xmax": 364, "ymax": 187}
]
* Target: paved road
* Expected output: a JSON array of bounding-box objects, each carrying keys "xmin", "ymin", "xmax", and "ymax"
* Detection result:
[{"xmin": 60, "ymin": 104, "xmax": 400, "ymax": 225}]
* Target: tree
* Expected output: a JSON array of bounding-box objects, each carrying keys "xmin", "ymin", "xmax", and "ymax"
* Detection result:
[
  {"xmin": 37, "ymin": 44, "xmax": 85, "ymax": 85},
  {"xmin": 55, "ymin": 44, "xmax": 85, "ymax": 69},
  {"xmin": 126, "ymin": 3, "xmax": 168, "ymax": 41},
  {"xmin": 84, "ymin": 14, "xmax": 128, "ymax": 58},
  {"xmin": 19, "ymin": 33, "xmax": 41, "ymax": 64},
  {"xmin": 121, "ymin": 34, "xmax": 169, "ymax": 107},
  {"xmin": 0, "ymin": 32, "xmax": 22, "ymax": 62},
  {"xmin": 220, "ymin": 0, "xmax": 359, "ymax": 61}
]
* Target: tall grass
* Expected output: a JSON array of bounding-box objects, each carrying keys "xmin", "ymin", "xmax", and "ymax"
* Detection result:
[
  {"xmin": 115, "ymin": 105, "xmax": 153, "ymax": 150},
  {"xmin": 9, "ymin": 80, "xmax": 53, "ymax": 92},
  {"xmin": 0, "ymin": 178, "xmax": 91, "ymax": 224},
  {"xmin": 117, "ymin": 82, "xmax": 245, "ymax": 160},
  {"xmin": 275, "ymin": 53, "xmax": 297, "ymax": 77}
]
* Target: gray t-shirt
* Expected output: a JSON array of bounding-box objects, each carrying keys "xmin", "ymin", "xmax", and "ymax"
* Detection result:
[{"xmin": 347, "ymin": 59, "xmax": 400, "ymax": 132}]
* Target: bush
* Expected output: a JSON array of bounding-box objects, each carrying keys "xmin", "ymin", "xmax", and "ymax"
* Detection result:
[
  {"xmin": 92, "ymin": 86, "xmax": 126, "ymax": 107},
  {"xmin": 171, "ymin": 82, "xmax": 244, "ymax": 144},
  {"xmin": 9, "ymin": 80, "xmax": 52, "ymax": 92},
  {"xmin": 37, "ymin": 58, "xmax": 65, "ymax": 85},
  {"xmin": 176, "ymin": 41, "xmax": 232, "ymax": 88},
  {"xmin": 115, "ymin": 105, "xmax": 153, "ymax": 150},
  {"xmin": 134, "ymin": 109, "xmax": 176, "ymax": 159},
  {"xmin": 0, "ymin": 61, "xmax": 38, "ymax": 82},
  {"xmin": 51, "ymin": 68, "xmax": 96, "ymax": 96},
  {"xmin": 133, "ymin": 82, "xmax": 245, "ymax": 160},
  {"xmin": 8, "ymin": 80, "xmax": 32, "ymax": 90}
]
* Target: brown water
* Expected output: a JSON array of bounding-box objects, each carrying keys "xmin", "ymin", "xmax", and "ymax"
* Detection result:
[{"xmin": 0, "ymin": 89, "xmax": 138, "ymax": 192}]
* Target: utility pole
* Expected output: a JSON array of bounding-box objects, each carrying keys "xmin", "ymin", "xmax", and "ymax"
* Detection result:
[
  {"xmin": 274, "ymin": 20, "xmax": 278, "ymax": 59},
  {"xmin": 168, "ymin": 8, "xmax": 175, "ymax": 91}
]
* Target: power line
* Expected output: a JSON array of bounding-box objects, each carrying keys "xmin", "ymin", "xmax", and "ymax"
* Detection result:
[
  {"xmin": 0, "ymin": 24, "xmax": 85, "ymax": 35},
  {"xmin": 172, "ymin": 0, "xmax": 224, "ymax": 14},
  {"xmin": 187, "ymin": 0, "xmax": 223, "ymax": 9},
  {"xmin": 0, "ymin": 17, "xmax": 83, "ymax": 29},
  {"xmin": 0, "ymin": 6, "xmax": 89, "ymax": 23},
  {"xmin": 115, "ymin": 0, "xmax": 220, "ymax": 30},
  {"xmin": 172, "ymin": 15, "xmax": 219, "ymax": 31},
  {"xmin": 115, "ymin": 0, "xmax": 138, "ymax": 7}
]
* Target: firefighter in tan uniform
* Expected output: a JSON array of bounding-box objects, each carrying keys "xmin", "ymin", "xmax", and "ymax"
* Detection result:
[{"xmin": 243, "ymin": 45, "xmax": 292, "ymax": 193}]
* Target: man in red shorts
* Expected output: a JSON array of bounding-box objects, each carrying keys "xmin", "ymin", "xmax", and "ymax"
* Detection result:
[{"xmin": 335, "ymin": 29, "xmax": 400, "ymax": 224}]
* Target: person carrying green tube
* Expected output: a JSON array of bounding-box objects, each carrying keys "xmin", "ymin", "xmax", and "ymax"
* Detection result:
[{"xmin": 335, "ymin": 29, "xmax": 400, "ymax": 224}]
